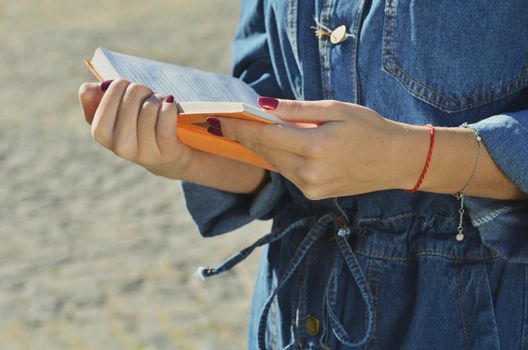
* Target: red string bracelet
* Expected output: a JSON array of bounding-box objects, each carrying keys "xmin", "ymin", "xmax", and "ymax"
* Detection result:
[{"xmin": 404, "ymin": 124, "xmax": 435, "ymax": 193}]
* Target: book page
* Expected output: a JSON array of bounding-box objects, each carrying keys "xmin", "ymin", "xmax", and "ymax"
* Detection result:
[{"xmin": 98, "ymin": 48, "xmax": 260, "ymax": 107}]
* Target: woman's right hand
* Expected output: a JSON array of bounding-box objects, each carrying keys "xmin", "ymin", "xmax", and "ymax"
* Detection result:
[{"xmin": 79, "ymin": 79, "xmax": 193, "ymax": 179}]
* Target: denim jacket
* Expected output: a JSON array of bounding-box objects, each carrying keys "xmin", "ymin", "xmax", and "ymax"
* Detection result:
[{"xmin": 182, "ymin": 1, "xmax": 528, "ymax": 348}]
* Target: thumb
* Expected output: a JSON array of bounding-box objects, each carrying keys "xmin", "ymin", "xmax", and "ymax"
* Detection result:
[
  {"xmin": 79, "ymin": 82, "xmax": 105, "ymax": 125},
  {"xmin": 257, "ymin": 97, "xmax": 345, "ymax": 124}
]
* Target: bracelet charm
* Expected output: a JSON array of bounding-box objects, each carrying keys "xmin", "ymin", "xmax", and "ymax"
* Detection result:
[{"xmin": 455, "ymin": 123, "xmax": 483, "ymax": 242}]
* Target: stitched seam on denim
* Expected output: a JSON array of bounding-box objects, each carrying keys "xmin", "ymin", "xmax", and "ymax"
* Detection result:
[
  {"xmin": 319, "ymin": 0, "xmax": 334, "ymax": 99},
  {"xmin": 325, "ymin": 0, "xmax": 334, "ymax": 100},
  {"xmin": 470, "ymin": 206, "xmax": 513, "ymax": 227},
  {"xmin": 269, "ymin": 284, "xmax": 278, "ymax": 348},
  {"xmin": 521, "ymin": 266, "xmax": 528, "ymax": 349},
  {"xmin": 356, "ymin": 213, "xmax": 458, "ymax": 227},
  {"xmin": 356, "ymin": 212, "xmax": 415, "ymax": 223},
  {"xmin": 291, "ymin": 202, "xmax": 459, "ymax": 225},
  {"xmin": 480, "ymin": 262, "xmax": 501, "ymax": 347},
  {"xmin": 300, "ymin": 243, "xmax": 320, "ymax": 345},
  {"xmin": 318, "ymin": 254, "xmax": 335, "ymax": 348},
  {"xmin": 353, "ymin": 249, "xmax": 500, "ymax": 261},
  {"xmin": 364, "ymin": 257, "xmax": 371, "ymax": 348},
  {"xmin": 384, "ymin": 62, "xmax": 528, "ymax": 111},
  {"xmin": 382, "ymin": 0, "xmax": 393, "ymax": 76},
  {"xmin": 386, "ymin": 60, "xmax": 528, "ymax": 104},
  {"xmin": 287, "ymin": 0, "xmax": 302, "ymax": 98},
  {"xmin": 455, "ymin": 263, "xmax": 470, "ymax": 350},
  {"xmin": 386, "ymin": 0, "xmax": 527, "ymax": 101},
  {"xmin": 294, "ymin": 260, "xmax": 306, "ymax": 347},
  {"xmin": 383, "ymin": 1, "xmax": 528, "ymax": 110},
  {"xmin": 350, "ymin": 0, "xmax": 364, "ymax": 103},
  {"xmin": 287, "ymin": 0, "xmax": 298, "ymax": 68},
  {"xmin": 352, "ymin": 5, "xmax": 362, "ymax": 101},
  {"xmin": 366, "ymin": 259, "xmax": 383, "ymax": 350}
]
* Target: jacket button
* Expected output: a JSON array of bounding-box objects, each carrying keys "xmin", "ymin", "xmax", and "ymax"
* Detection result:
[
  {"xmin": 306, "ymin": 314, "xmax": 320, "ymax": 336},
  {"xmin": 330, "ymin": 25, "xmax": 347, "ymax": 44}
]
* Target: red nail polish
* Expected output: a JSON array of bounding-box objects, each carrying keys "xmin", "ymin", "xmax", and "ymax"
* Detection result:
[
  {"xmin": 206, "ymin": 117, "xmax": 221, "ymax": 130},
  {"xmin": 164, "ymin": 95, "xmax": 174, "ymax": 103},
  {"xmin": 207, "ymin": 127, "xmax": 224, "ymax": 137},
  {"xmin": 257, "ymin": 97, "xmax": 279, "ymax": 110},
  {"xmin": 100, "ymin": 80, "xmax": 113, "ymax": 92}
]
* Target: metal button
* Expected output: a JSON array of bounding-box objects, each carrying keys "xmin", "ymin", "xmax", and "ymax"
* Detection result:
[
  {"xmin": 330, "ymin": 25, "xmax": 347, "ymax": 44},
  {"xmin": 306, "ymin": 314, "xmax": 320, "ymax": 336}
]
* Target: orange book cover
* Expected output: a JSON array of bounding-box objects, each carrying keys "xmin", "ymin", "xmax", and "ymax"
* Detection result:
[{"xmin": 83, "ymin": 48, "xmax": 278, "ymax": 171}]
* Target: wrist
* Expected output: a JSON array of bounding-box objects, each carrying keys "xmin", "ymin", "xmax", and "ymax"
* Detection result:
[
  {"xmin": 388, "ymin": 123, "xmax": 478, "ymax": 194},
  {"xmin": 385, "ymin": 121, "xmax": 432, "ymax": 191},
  {"xmin": 177, "ymin": 149, "xmax": 268, "ymax": 194},
  {"xmin": 382, "ymin": 121, "xmax": 526, "ymax": 200},
  {"xmin": 419, "ymin": 126, "xmax": 476, "ymax": 194},
  {"xmin": 146, "ymin": 149, "xmax": 194, "ymax": 180}
]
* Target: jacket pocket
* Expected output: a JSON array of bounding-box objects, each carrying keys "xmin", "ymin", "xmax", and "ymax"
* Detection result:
[{"xmin": 382, "ymin": 0, "xmax": 528, "ymax": 113}]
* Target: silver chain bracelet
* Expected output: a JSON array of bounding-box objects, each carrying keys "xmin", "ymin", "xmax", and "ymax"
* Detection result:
[{"xmin": 455, "ymin": 123, "xmax": 482, "ymax": 241}]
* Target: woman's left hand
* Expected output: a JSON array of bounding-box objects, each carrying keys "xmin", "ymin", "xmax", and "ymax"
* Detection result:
[{"xmin": 214, "ymin": 98, "xmax": 426, "ymax": 200}]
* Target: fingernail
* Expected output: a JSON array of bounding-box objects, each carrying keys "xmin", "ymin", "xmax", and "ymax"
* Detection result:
[
  {"xmin": 164, "ymin": 95, "xmax": 174, "ymax": 103},
  {"xmin": 207, "ymin": 127, "xmax": 224, "ymax": 137},
  {"xmin": 257, "ymin": 96, "xmax": 279, "ymax": 110},
  {"xmin": 206, "ymin": 117, "xmax": 221, "ymax": 130},
  {"xmin": 100, "ymin": 80, "xmax": 113, "ymax": 92}
]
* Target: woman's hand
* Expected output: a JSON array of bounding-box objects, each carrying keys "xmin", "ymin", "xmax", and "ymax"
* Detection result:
[
  {"xmin": 79, "ymin": 79, "xmax": 192, "ymax": 179},
  {"xmin": 78, "ymin": 80, "xmax": 267, "ymax": 194},
  {"xmin": 214, "ymin": 98, "xmax": 426, "ymax": 200}
]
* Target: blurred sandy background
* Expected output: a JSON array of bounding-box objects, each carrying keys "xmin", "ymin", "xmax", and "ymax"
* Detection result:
[{"xmin": 0, "ymin": 1, "xmax": 271, "ymax": 349}]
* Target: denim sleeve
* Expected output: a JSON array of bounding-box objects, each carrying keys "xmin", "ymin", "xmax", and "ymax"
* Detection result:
[
  {"xmin": 181, "ymin": 0, "xmax": 286, "ymax": 237},
  {"xmin": 469, "ymin": 110, "xmax": 528, "ymax": 194},
  {"xmin": 464, "ymin": 109, "xmax": 528, "ymax": 262},
  {"xmin": 232, "ymin": 0, "xmax": 282, "ymax": 98}
]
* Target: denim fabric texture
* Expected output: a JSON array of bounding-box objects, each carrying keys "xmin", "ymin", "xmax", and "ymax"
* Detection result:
[{"xmin": 182, "ymin": 0, "xmax": 528, "ymax": 349}]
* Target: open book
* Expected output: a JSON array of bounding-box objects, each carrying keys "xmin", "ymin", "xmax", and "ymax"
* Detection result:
[{"xmin": 85, "ymin": 47, "xmax": 281, "ymax": 170}]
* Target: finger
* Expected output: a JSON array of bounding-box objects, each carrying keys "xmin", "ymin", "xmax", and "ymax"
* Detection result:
[
  {"xmin": 137, "ymin": 94, "xmax": 164, "ymax": 157},
  {"xmin": 258, "ymin": 148, "xmax": 305, "ymax": 185},
  {"xmin": 79, "ymin": 82, "xmax": 104, "ymax": 125},
  {"xmin": 156, "ymin": 95, "xmax": 180, "ymax": 155},
  {"xmin": 113, "ymin": 83, "xmax": 153, "ymax": 158},
  {"xmin": 259, "ymin": 98, "xmax": 348, "ymax": 124},
  {"xmin": 219, "ymin": 130, "xmax": 305, "ymax": 184},
  {"xmin": 217, "ymin": 117, "xmax": 319, "ymax": 157},
  {"xmin": 91, "ymin": 79, "xmax": 130, "ymax": 149}
]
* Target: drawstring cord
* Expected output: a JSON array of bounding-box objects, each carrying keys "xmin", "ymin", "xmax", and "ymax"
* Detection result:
[
  {"xmin": 325, "ymin": 227, "xmax": 374, "ymax": 346},
  {"xmin": 256, "ymin": 214, "xmax": 333, "ymax": 349},
  {"xmin": 195, "ymin": 212, "xmax": 374, "ymax": 349},
  {"xmin": 194, "ymin": 217, "xmax": 310, "ymax": 279}
]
